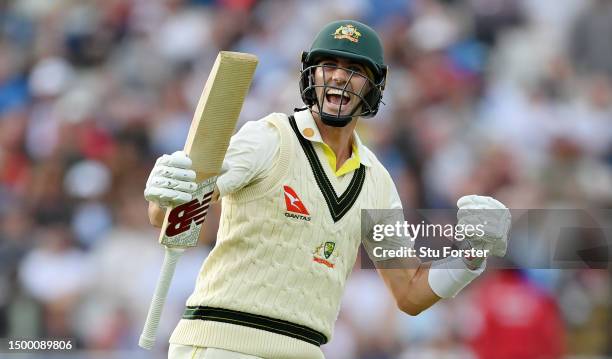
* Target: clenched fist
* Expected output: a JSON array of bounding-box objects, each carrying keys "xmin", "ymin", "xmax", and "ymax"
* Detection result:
[
  {"xmin": 144, "ymin": 151, "xmax": 198, "ymax": 208},
  {"xmin": 456, "ymin": 195, "xmax": 511, "ymax": 268}
]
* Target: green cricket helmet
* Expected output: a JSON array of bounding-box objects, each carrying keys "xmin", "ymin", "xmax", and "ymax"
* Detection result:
[{"xmin": 300, "ymin": 20, "xmax": 388, "ymax": 127}]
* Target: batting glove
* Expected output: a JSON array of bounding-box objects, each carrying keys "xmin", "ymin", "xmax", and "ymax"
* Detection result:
[
  {"xmin": 456, "ymin": 195, "xmax": 511, "ymax": 268},
  {"xmin": 144, "ymin": 151, "xmax": 198, "ymax": 208}
]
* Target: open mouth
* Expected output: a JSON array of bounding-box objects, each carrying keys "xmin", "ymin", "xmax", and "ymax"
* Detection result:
[{"xmin": 325, "ymin": 88, "xmax": 351, "ymax": 107}]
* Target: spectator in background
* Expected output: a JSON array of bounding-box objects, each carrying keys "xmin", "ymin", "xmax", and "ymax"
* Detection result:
[
  {"xmin": 463, "ymin": 270, "xmax": 565, "ymax": 359},
  {"xmin": 18, "ymin": 224, "xmax": 91, "ymax": 344},
  {"xmin": 0, "ymin": 205, "xmax": 33, "ymax": 337},
  {"xmin": 570, "ymin": 0, "xmax": 612, "ymax": 77}
]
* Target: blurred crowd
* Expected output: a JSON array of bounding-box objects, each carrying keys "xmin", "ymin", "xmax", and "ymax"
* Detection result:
[{"xmin": 1, "ymin": 0, "xmax": 611, "ymax": 358}]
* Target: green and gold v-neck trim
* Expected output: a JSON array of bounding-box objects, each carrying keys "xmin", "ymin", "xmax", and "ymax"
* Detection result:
[{"xmin": 288, "ymin": 115, "xmax": 366, "ymax": 222}]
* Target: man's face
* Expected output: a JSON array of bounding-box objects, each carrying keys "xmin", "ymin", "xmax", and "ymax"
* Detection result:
[{"xmin": 313, "ymin": 57, "xmax": 371, "ymax": 117}]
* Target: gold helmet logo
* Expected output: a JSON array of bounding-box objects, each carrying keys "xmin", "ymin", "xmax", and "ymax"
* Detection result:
[{"xmin": 332, "ymin": 24, "xmax": 361, "ymax": 43}]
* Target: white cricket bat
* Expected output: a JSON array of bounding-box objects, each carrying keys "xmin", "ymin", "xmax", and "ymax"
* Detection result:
[{"xmin": 139, "ymin": 51, "xmax": 258, "ymax": 350}]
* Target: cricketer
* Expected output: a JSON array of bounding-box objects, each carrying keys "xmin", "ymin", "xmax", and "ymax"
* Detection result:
[{"xmin": 144, "ymin": 20, "xmax": 512, "ymax": 359}]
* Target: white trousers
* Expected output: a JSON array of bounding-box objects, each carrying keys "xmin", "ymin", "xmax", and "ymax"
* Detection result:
[{"xmin": 168, "ymin": 344, "xmax": 264, "ymax": 359}]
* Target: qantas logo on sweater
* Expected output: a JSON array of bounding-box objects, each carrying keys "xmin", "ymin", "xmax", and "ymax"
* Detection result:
[{"xmin": 283, "ymin": 185, "xmax": 311, "ymax": 221}]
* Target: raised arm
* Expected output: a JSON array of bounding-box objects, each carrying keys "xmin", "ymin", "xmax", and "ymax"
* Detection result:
[
  {"xmin": 144, "ymin": 119, "xmax": 280, "ymax": 228},
  {"xmin": 376, "ymin": 259, "xmax": 440, "ymax": 315},
  {"xmin": 365, "ymin": 181, "xmax": 510, "ymax": 316}
]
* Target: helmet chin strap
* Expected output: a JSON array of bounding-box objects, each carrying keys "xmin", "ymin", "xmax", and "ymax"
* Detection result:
[
  {"xmin": 311, "ymin": 104, "xmax": 361, "ymax": 127},
  {"xmin": 320, "ymin": 112, "xmax": 354, "ymax": 127}
]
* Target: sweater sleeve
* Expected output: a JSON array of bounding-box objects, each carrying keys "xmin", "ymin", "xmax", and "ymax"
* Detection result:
[{"xmin": 216, "ymin": 119, "xmax": 280, "ymax": 197}]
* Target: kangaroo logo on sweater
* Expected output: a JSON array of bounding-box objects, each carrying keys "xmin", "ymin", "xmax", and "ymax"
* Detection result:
[
  {"xmin": 283, "ymin": 185, "xmax": 311, "ymax": 221},
  {"xmin": 313, "ymin": 241, "xmax": 338, "ymax": 268}
]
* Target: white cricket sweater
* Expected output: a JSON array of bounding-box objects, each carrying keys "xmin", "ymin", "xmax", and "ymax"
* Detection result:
[{"xmin": 170, "ymin": 110, "xmax": 398, "ymax": 358}]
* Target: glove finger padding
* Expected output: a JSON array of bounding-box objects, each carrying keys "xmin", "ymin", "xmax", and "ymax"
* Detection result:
[
  {"xmin": 458, "ymin": 213, "xmax": 504, "ymax": 237},
  {"xmin": 457, "ymin": 195, "xmax": 511, "ymax": 258},
  {"xmin": 150, "ymin": 165, "xmax": 196, "ymax": 182},
  {"xmin": 457, "ymin": 213, "xmax": 509, "ymax": 257},
  {"xmin": 457, "ymin": 195, "xmax": 506, "ymax": 210},
  {"xmin": 144, "ymin": 186, "xmax": 193, "ymax": 206},
  {"xmin": 145, "ymin": 151, "xmax": 199, "ymax": 208},
  {"xmin": 457, "ymin": 230, "xmax": 507, "ymax": 257},
  {"xmin": 466, "ymin": 236, "xmax": 507, "ymax": 257},
  {"xmin": 457, "ymin": 209, "xmax": 509, "ymax": 233},
  {"xmin": 156, "ymin": 151, "xmax": 194, "ymax": 169},
  {"xmin": 148, "ymin": 176, "xmax": 198, "ymax": 193}
]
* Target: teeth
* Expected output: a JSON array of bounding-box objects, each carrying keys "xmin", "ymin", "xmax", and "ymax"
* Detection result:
[{"xmin": 327, "ymin": 89, "xmax": 350, "ymax": 99}]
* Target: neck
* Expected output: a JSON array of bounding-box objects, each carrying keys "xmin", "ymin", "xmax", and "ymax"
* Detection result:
[{"xmin": 311, "ymin": 110, "xmax": 356, "ymax": 170}]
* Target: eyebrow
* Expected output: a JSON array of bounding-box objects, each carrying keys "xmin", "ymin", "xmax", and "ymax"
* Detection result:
[{"xmin": 318, "ymin": 59, "xmax": 367, "ymax": 72}]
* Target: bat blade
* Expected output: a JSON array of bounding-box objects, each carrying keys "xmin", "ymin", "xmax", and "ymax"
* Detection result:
[
  {"xmin": 139, "ymin": 51, "xmax": 258, "ymax": 350},
  {"xmin": 161, "ymin": 51, "xmax": 258, "ymax": 248}
]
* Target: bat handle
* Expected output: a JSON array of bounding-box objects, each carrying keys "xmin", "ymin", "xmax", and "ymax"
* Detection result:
[{"xmin": 139, "ymin": 247, "xmax": 185, "ymax": 350}]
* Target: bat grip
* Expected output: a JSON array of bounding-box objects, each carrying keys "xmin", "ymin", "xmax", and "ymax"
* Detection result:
[{"xmin": 139, "ymin": 247, "xmax": 185, "ymax": 350}]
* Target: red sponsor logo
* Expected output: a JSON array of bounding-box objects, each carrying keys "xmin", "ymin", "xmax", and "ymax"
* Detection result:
[
  {"xmin": 165, "ymin": 191, "xmax": 213, "ymax": 237},
  {"xmin": 313, "ymin": 257, "xmax": 334, "ymax": 268},
  {"xmin": 283, "ymin": 185, "xmax": 309, "ymax": 215}
]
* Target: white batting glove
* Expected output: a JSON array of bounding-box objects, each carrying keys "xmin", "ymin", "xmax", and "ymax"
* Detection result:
[
  {"xmin": 456, "ymin": 195, "xmax": 511, "ymax": 268},
  {"xmin": 144, "ymin": 151, "xmax": 198, "ymax": 208}
]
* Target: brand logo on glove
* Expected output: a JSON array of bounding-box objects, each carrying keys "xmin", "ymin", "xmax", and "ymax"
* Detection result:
[{"xmin": 165, "ymin": 191, "xmax": 213, "ymax": 237}]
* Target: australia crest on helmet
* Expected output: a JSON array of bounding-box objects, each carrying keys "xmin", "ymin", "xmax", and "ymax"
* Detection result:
[{"xmin": 332, "ymin": 24, "xmax": 361, "ymax": 43}]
